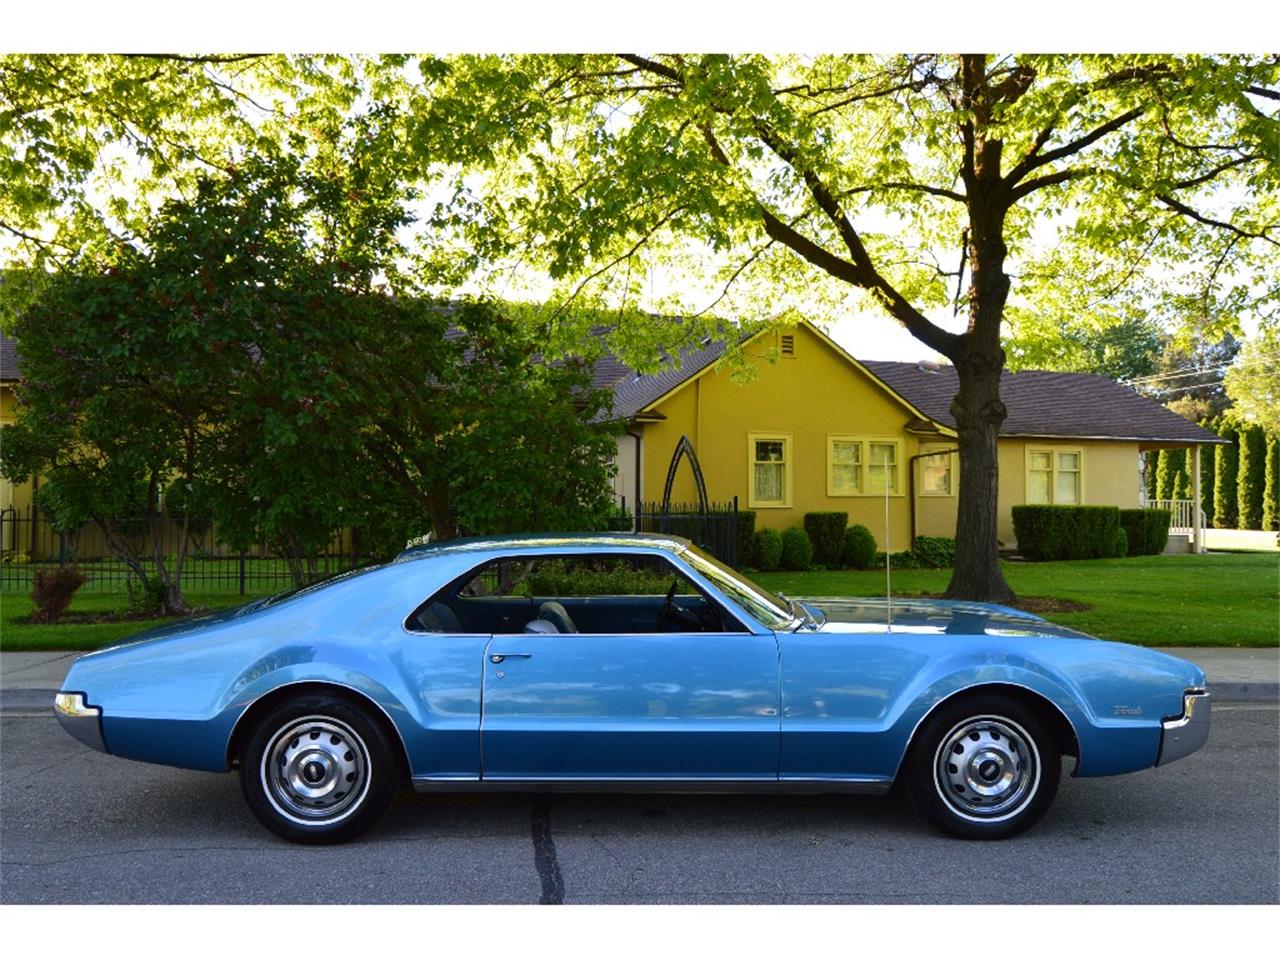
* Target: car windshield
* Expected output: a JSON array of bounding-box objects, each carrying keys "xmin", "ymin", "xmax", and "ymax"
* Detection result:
[{"xmin": 679, "ymin": 544, "xmax": 799, "ymax": 631}]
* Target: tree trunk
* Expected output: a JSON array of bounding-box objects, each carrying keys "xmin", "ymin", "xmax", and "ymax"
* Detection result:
[
  {"xmin": 944, "ymin": 348, "xmax": 1015, "ymax": 603},
  {"xmin": 943, "ymin": 111, "xmax": 1016, "ymax": 603}
]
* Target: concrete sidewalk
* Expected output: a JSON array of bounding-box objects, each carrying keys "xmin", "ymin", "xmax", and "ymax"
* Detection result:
[{"xmin": 1, "ymin": 646, "xmax": 1276, "ymax": 714}]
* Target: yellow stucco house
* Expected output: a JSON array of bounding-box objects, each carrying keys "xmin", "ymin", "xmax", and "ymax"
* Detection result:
[
  {"xmin": 599, "ymin": 321, "xmax": 1222, "ymax": 551},
  {"xmin": 0, "ymin": 336, "xmax": 33, "ymax": 517}
]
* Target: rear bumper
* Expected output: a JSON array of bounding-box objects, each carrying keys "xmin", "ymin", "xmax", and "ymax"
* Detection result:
[
  {"xmin": 53, "ymin": 692, "xmax": 109, "ymax": 754},
  {"xmin": 1155, "ymin": 688, "xmax": 1210, "ymax": 767}
]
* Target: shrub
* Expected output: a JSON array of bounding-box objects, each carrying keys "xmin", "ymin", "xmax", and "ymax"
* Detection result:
[
  {"xmin": 1111, "ymin": 527, "xmax": 1129, "ymax": 558},
  {"xmin": 1214, "ymin": 429, "xmax": 1239, "ymax": 528},
  {"xmin": 838, "ymin": 524, "xmax": 877, "ymax": 569},
  {"xmin": 874, "ymin": 550, "xmax": 922, "ymax": 569},
  {"xmin": 912, "ymin": 536, "xmax": 956, "ymax": 568},
  {"xmin": 753, "ymin": 528, "xmax": 784, "ymax": 571},
  {"xmin": 736, "ymin": 510, "xmax": 757, "ymax": 560},
  {"xmin": 1238, "ymin": 425, "xmax": 1267, "ymax": 530},
  {"xmin": 1011, "ymin": 505, "xmax": 1122, "ymax": 561},
  {"xmin": 1264, "ymin": 436, "xmax": 1279, "ymax": 533},
  {"xmin": 30, "ymin": 567, "xmax": 87, "ymax": 623},
  {"xmin": 525, "ymin": 559, "xmax": 670, "ymax": 596},
  {"xmin": 1118, "ymin": 508, "xmax": 1171, "ymax": 556},
  {"xmin": 803, "ymin": 511, "xmax": 848, "ymax": 566},
  {"xmin": 779, "ymin": 525, "xmax": 814, "ymax": 570}
]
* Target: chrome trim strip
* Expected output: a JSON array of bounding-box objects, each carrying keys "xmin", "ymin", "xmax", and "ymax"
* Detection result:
[
  {"xmin": 411, "ymin": 776, "xmax": 892, "ymax": 795},
  {"xmin": 1156, "ymin": 688, "xmax": 1211, "ymax": 767},
  {"xmin": 53, "ymin": 691, "xmax": 108, "ymax": 754}
]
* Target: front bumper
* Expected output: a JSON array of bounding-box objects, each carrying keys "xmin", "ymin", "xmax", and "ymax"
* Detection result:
[
  {"xmin": 53, "ymin": 691, "xmax": 109, "ymax": 754},
  {"xmin": 1155, "ymin": 688, "xmax": 1210, "ymax": 767}
]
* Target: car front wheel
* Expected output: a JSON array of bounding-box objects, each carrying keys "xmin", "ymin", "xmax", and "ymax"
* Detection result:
[
  {"xmin": 906, "ymin": 695, "xmax": 1061, "ymax": 840},
  {"xmin": 239, "ymin": 694, "xmax": 399, "ymax": 844}
]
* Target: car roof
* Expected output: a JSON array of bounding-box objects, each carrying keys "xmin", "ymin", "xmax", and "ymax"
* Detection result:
[{"xmin": 393, "ymin": 531, "xmax": 692, "ymax": 563}]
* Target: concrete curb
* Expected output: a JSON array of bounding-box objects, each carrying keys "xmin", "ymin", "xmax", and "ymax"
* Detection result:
[{"xmin": 3, "ymin": 683, "xmax": 1277, "ymax": 717}]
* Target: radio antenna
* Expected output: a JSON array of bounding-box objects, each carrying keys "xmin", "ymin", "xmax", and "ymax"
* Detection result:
[{"xmin": 883, "ymin": 447, "xmax": 892, "ymax": 631}]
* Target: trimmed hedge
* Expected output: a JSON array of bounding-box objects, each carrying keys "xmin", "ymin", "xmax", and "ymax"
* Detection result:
[
  {"xmin": 1011, "ymin": 505, "xmax": 1122, "ymax": 561},
  {"xmin": 912, "ymin": 536, "xmax": 956, "ymax": 568},
  {"xmin": 1118, "ymin": 508, "xmax": 1172, "ymax": 556},
  {"xmin": 841, "ymin": 524, "xmax": 878, "ymax": 569},
  {"xmin": 753, "ymin": 528, "xmax": 783, "ymax": 571},
  {"xmin": 803, "ymin": 511, "xmax": 848, "ymax": 566},
  {"xmin": 779, "ymin": 525, "xmax": 814, "ymax": 570},
  {"xmin": 1111, "ymin": 527, "xmax": 1129, "ymax": 558},
  {"xmin": 736, "ymin": 510, "xmax": 757, "ymax": 558}
]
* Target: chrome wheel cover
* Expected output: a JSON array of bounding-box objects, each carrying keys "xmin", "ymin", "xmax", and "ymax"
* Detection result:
[
  {"xmin": 261, "ymin": 715, "xmax": 371, "ymax": 826},
  {"xmin": 932, "ymin": 714, "xmax": 1041, "ymax": 823}
]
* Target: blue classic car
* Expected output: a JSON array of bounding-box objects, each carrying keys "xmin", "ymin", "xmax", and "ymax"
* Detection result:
[{"xmin": 53, "ymin": 533, "xmax": 1210, "ymax": 843}]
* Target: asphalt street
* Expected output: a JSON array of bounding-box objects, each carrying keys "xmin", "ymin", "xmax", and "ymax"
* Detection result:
[{"xmin": 1, "ymin": 704, "xmax": 1277, "ymax": 904}]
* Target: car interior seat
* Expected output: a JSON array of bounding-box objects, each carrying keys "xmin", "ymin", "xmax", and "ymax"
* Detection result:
[
  {"xmin": 523, "ymin": 618, "xmax": 560, "ymax": 634},
  {"xmin": 537, "ymin": 600, "xmax": 578, "ymax": 634}
]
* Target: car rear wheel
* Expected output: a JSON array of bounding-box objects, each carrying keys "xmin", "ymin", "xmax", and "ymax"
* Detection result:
[
  {"xmin": 905, "ymin": 694, "xmax": 1061, "ymax": 840},
  {"xmin": 239, "ymin": 694, "xmax": 399, "ymax": 844}
]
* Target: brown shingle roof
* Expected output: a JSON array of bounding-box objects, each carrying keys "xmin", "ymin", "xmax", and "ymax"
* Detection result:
[
  {"xmin": 860, "ymin": 360, "xmax": 1225, "ymax": 444},
  {"xmin": 0, "ymin": 335, "xmax": 18, "ymax": 382}
]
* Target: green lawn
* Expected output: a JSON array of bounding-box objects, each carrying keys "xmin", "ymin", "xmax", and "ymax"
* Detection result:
[
  {"xmin": 0, "ymin": 590, "xmax": 269, "ymax": 652},
  {"xmin": 1, "ymin": 552, "xmax": 1275, "ymax": 651},
  {"xmin": 754, "ymin": 552, "xmax": 1279, "ymax": 648}
]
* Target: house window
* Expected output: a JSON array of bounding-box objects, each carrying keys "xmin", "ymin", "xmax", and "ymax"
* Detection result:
[
  {"xmin": 748, "ymin": 433, "xmax": 792, "ymax": 507},
  {"xmin": 827, "ymin": 436, "xmax": 903, "ymax": 496},
  {"xmin": 830, "ymin": 439, "xmax": 862, "ymax": 494},
  {"xmin": 780, "ymin": 333, "xmax": 795, "ymax": 356},
  {"xmin": 1027, "ymin": 446, "xmax": 1083, "ymax": 505},
  {"xmin": 919, "ymin": 443, "xmax": 955, "ymax": 497}
]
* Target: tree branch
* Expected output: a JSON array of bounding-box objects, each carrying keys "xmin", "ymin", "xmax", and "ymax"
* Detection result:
[
  {"xmin": 1155, "ymin": 193, "xmax": 1279, "ymax": 246},
  {"xmin": 841, "ymin": 180, "xmax": 967, "ymax": 203},
  {"xmin": 1009, "ymin": 165, "xmax": 1095, "ymax": 200},
  {"xmin": 1005, "ymin": 107, "xmax": 1144, "ymax": 186}
]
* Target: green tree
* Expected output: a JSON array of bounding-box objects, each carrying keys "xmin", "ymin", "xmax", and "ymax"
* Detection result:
[
  {"xmin": 1141, "ymin": 333, "xmax": 1241, "ymax": 422},
  {"xmin": 1237, "ymin": 424, "xmax": 1268, "ymax": 529},
  {"xmin": 1224, "ymin": 327, "xmax": 1280, "ymax": 433},
  {"xmin": 1143, "ymin": 451, "xmax": 1159, "ymax": 500},
  {"xmin": 416, "ymin": 54, "xmax": 1280, "ymax": 601},
  {"xmin": 0, "ymin": 264, "xmax": 225, "ymax": 613},
  {"xmin": 1005, "ymin": 313, "xmax": 1160, "ymax": 379},
  {"xmin": 1263, "ymin": 434, "xmax": 1279, "ymax": 532},
  {"xmin": 1157, "ymin": 448, "xmax": 1188, "ymax": 501},
  {"xmin": 1214, "ymin": 426, "xmax": 1240, "ymax": 528},
  {"xmin": 1199, "ymin": 441, "xmax": 1216, "ymax": 528}
]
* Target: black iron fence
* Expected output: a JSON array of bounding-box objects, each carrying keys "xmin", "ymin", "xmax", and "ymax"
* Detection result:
[
  {"xmin": 0, "ymin": 505, "xmax": 365, "ymax": 595},
  {"xmin": 636, "ymin": 497, "xmax": 740, "ymax": 567}
]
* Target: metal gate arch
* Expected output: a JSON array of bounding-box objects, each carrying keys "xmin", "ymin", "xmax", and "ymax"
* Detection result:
[{"xmin": 660, "ymin": 435, "xmax": 709, "ymax": 515}]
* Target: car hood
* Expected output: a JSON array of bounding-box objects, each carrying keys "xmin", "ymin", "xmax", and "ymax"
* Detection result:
[{"xmin": 798, "ymin": 596, "xmax": 1095, "ymax": 641}]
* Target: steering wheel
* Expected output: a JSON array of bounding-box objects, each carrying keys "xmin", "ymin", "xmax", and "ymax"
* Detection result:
[
  {"xmin": 657, "ymin": 579, "xmax": 705, "ymax": 631},
  {"xmin": 656, "ymin": 579, "xmax": 680, "ymax": 630}
]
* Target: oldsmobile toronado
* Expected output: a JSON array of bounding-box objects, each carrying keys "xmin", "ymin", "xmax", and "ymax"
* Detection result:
[{"xmin": 54, "ymin": 533, "xmax": 1210, "ymax": 843}]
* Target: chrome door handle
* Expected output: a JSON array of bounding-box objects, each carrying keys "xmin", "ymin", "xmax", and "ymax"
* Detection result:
[{"xmin": 490, "ymin": 653, "xmax": 532, "ymax": 664}]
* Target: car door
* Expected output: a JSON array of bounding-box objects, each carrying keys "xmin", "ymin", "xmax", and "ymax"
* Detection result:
[{"xmin": 478, "ymin": 551, "xmax": 781, "ymax": 782}]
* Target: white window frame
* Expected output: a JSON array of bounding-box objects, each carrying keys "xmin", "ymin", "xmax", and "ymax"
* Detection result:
[
  {"xmin": 918, "ymin": 443, "xmax": 957, "ymax": 498},
  {"xmin": 827, "ymin": 435, "xmax": 904, "ymax": 497},
  {"xmin": 1025, "ymin": 445, "xmax": 1085, "ymax": 505},
  {"xmin": 748, "ymin": 433, "xmax": 793, "ymax": 508}
]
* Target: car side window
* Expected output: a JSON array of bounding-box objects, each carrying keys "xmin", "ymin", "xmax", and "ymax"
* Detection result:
[{"xmin": 406, "ymin": 552, "xmax": 747, "ymax": 635}]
